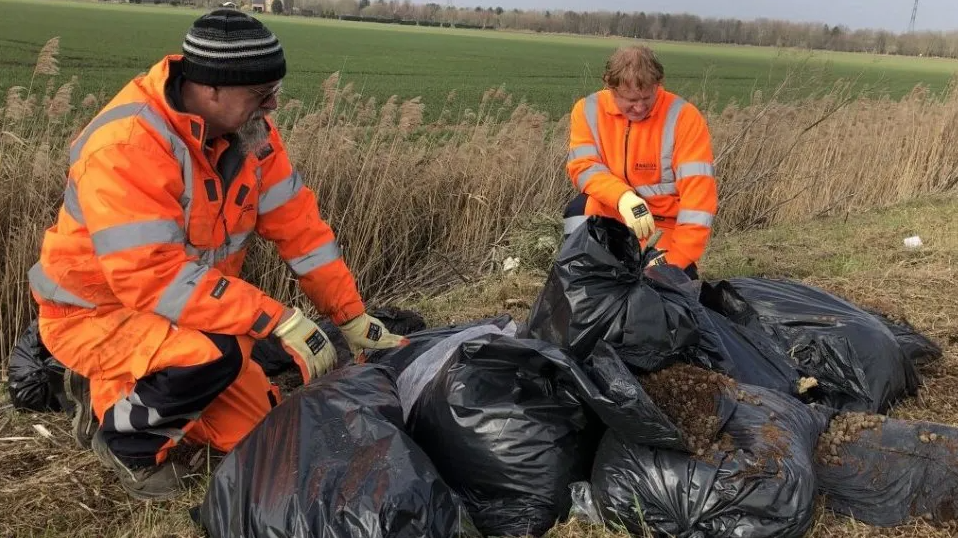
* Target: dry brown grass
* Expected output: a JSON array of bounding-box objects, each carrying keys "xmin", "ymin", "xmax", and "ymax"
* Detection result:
[
  {"xmin": 3, "ymin": 39, "xmax": 958, "ymax": 354},
  {"xmin": 2, "ymin": 39, "xmax": 958, "ymax": 538}
]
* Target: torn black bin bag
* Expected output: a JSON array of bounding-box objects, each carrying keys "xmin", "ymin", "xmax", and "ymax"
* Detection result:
[
  {"xmin": 406, "ymin": 333, "xmax": 598, "ymax": 537},
  {"xmin": 576, "ymin": 340, "xmax": 689, "ymax": 451},
  {"xmin": 523, "ymin": 216, "xmax": 699, "ymax": 366},
  {"xmin": 701, "ymin": 277, "xmax": 921, "ymax": 413},
  {"xmin": 592, "ymin": 383, "xmax": 826, "ymax": 538},
  {"xmin": 199, "ymin": 363, "xmax": 480, "ymax": 538},
  {"xmin": 8, "ymin": 319, "xmax": 71, "ymax": 413},
  {"xmin": 815, "ymin": 412, "xmax": 958, "ymax": 527}
]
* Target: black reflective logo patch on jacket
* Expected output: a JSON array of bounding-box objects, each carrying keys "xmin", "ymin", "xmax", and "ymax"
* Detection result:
[
  {"xmin": 204, "ymin": 179, "xmax": 219, "ymax": 202},
  {"xmin": 235, "ymin": 185, "xmax": 250, "ymax": 206},
  {"xmin": 211, "ymin": 277, "xmax": 230, "ymax": 299}
]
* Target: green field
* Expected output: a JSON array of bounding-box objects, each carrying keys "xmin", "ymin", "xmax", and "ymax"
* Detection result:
[{"xmin": 2, "ymin": 0, "xmax": 958, "ymax": 119}]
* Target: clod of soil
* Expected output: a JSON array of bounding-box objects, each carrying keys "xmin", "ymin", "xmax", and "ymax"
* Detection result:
[
  {"xmin": 639, "ymin": 363, "xmax": 735, "ymax": 457},
  {"xmin": 797, "ymin": 376, "xmax": 819, "ymax": 394},
  {"xmin": 814, "ymin": 411, "xmax": 886, "ymax": 466}
]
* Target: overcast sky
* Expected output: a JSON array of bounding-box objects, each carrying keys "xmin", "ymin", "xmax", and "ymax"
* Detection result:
[{"xmin": 445, "ymin": 0, "xmax": 957, "ymax": 33}]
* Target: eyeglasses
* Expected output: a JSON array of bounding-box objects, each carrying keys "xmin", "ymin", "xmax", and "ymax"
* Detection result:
[{"xmin": 249, "ymin": 83, "xmax": 282, "ymax": 104}]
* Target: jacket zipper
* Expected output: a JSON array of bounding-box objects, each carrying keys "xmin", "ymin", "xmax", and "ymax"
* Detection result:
[
  {"xmin": 624, "ymin": 121, "xmax": 632, "ymax": 182},
  {"xmin": 199, "ymin": 128, "xmax": 231, "ymax": 263}
]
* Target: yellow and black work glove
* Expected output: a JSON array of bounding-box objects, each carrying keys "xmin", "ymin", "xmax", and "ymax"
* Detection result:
[
  {"xmin": 617, "ymin": 191, "xmax": 656, "ymax": 241},
  {"xmin": 338, "ymin": 312, "xmax": 409, "ymax": 363},
  {"xmin": 273, "ymin": 307, "xmax": 337, "ymax": 383}
]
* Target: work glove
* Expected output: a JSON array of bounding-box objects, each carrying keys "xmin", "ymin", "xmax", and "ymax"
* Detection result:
[
  {"xmin": 646, "ymin": 252, "xmax": 668, "ymax": 267},
  {"xmin": 617, "ymin": 191, "xmax": 656, "ymax": 241},
  {"xmin": 273, "ymin": 307, "xmax": 337, "ymax": 383},
  {"xmin": 338, "ymin": 312, "xmax": 409, "ymax": 362}
]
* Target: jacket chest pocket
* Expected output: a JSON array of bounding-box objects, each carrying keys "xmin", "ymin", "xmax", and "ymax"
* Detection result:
[
  {"xmin": 230, "ymin": 181, "xmax": 258, "ymax": 234},
  {"xmin": 185, "ymin": 177, "xmax": 224, "ymax": 251}
]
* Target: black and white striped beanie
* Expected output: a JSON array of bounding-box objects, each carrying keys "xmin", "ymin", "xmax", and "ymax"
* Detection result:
[{"xmin": 181, "ymin": 9, "xmax": 286, "ymax": 86}]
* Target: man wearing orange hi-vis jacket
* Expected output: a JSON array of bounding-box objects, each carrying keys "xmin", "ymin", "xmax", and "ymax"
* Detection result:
[
  {"xmin": 563, "ymin": 45, "xmax": 718, "ymax": 279},
  {"xmin": 28, "ymin": 9, "xmax": 407, "ymax": 500}
]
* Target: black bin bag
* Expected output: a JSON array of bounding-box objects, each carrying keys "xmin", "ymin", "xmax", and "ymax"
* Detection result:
[
  {"xmin": 199, "ymin": 362, "xmax": 481, "ymax": 538},
  {"xmin": 7, "ymin": 320, "xmax": 71, "ymax": 413},
  {"xmin": 864, "ymin": 308, "xmax": 943, "ymax": 367},
  {"xmin": 697, "ymin": 305, "xmax": 804, "ymax": 395},
  {"xmin": 815, "ymin": 411, "xmax": 958, "ymax": 526},
  {"xmin": 522, "ymin": 217, "xmax": 805, "ymax": 394},
  {"xmin": 701, "ymin": 277, "xmax": 921, "ymax": 413},
  {"xmin": 406, "ymin": 333, "xmax": 599, "ymax": 537},
  {"xmin": 366, "ymin": 315, "xmax": 517, "ymax": 378},
  {"xmin": 592, "ymin": 381, "xmax": 826, "ymax": 538},
  {"xmin": 522, "ymin": 216, "xmax": 699, "ymax": 364}
]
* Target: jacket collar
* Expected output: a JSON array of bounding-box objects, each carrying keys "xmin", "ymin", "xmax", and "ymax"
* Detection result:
[{"xmin": 136, "ymin": 54, "xmax": 211, "ymax": 152}]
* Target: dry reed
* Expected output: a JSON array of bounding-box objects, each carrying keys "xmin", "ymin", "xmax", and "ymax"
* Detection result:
[{"xmin": 2, "ymin": 41, "xmax": 957, "ymax": 364}]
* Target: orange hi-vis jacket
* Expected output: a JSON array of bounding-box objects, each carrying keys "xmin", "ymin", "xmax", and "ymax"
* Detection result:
[
  {"xmin": 29, "ymin": 55, "xmax": 366, "ymax": 339},
  {"xmin": 566, "ymin": 86, "xmax": 718, "ymax": 268}
]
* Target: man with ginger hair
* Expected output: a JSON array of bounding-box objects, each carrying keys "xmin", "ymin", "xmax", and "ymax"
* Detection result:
[{"xmin": 563, "ymin": 45, "xmax": 718, "ymax": 278}]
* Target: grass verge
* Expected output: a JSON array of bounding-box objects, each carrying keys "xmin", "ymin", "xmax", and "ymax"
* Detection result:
[{"xmin": 3, "ymin": 194, "xmax": 955, "ymax": 537}]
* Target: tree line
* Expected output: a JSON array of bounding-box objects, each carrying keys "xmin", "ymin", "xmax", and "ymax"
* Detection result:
[{"xmin": 189, "ymin": 0, "xmax": 958, "ymax": 59}]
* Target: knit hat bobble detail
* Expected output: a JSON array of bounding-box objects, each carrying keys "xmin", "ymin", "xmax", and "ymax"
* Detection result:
[{"xmin": 181, "ymin": 9, "xmax": 286, "ymax": 86}]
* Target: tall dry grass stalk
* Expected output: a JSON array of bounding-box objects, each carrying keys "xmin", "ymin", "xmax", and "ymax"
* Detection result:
[{"xmin": 2, "ymin": 44, "xmax": 958, "ymax": 364}]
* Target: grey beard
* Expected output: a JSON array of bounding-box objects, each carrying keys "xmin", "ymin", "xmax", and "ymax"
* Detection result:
[{"xmin": 237, "ymin": 113, "xmax": 269, "ymax": 155}]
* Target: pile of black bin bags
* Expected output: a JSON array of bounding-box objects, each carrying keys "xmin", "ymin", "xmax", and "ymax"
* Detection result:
[{"xmin": 8, "ymin": 216, "xmax": 951, "ymax": 537}]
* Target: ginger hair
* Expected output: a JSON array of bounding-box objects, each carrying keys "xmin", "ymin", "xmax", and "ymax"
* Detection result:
[{"xmin": 602, "ymin": 45, "xmax": 664, "ymax": 90}]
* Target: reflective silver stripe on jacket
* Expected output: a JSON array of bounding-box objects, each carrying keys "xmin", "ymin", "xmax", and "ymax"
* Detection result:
[
  {"xmin": 69, "ymin": 102, "xmax": 195, "ymax": 232},
  {"xmin": 567, "ymin": 144, "xmax": 598, "ymax": 161},
  {"xmin": 288, "ymin": 242, "xmax": 342, "ymax": 276},
  {"xmin": 154, "ymin": 262, "xmax": 211, "ymax": 323},
  {"xmin": 676, "ymin": 161, "xmax": 714, "ymax": 180},
  {"xmin": 677, "ymin": 209, "xmax": 715, "ymax": 228},
  {"xmin": 27, "ymin": 262, "xmax": 96, "ymax": 309},
  {"xmin": 91, "ymin": 220, "xmax": 185, "ymax": 256},
  {"xmin": 185, "ymin": 230, "xmax": 254, "ymax": 266},
  {"xmin": 63, "ymin": 179, "xmax": 85, "ymax": 225},
  {"xmin": 34, "ymin": 101, "xmax": 215, "ymax": 310},
  {"xmin": 582, "ymin": 92, "xmax": 602, "ymax": 156},
  {"xmin": 658, "ymin": 97, "xmax": 686, "ymax": 184},
  {"xmin": 576, "ymin": 163, "xmax": 610, "ymax": 192},
  {"xmin": 567, "ymin": 93, "xmax": 606, "ymax": 189},
  {"xmin": 258, "ymin": 170, "xmax": 304, "ymax": 214}
]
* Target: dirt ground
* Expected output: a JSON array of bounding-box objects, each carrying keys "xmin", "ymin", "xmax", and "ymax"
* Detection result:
[{"xmin": 1, "ymin": 195, "xmax": 957, "ymax": 537}]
